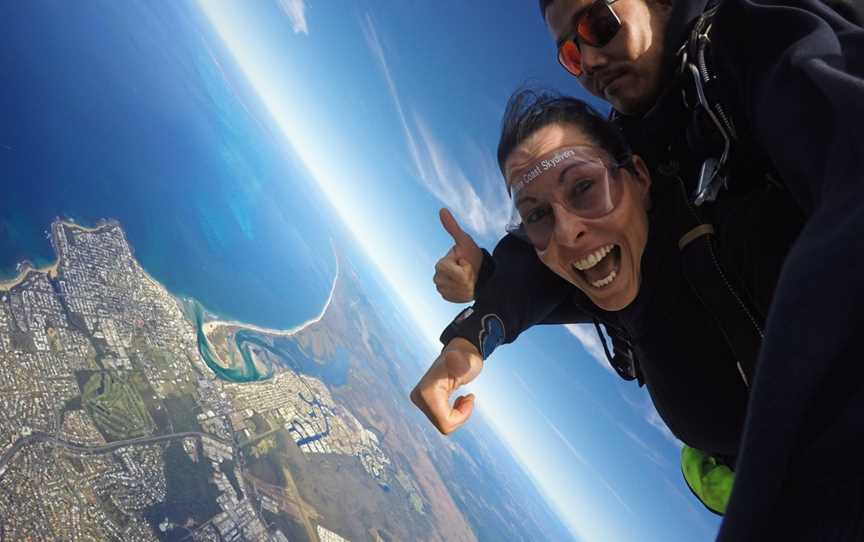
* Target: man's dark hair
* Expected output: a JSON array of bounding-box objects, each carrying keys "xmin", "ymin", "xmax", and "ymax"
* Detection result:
[
  {"xmin": 540, "ymin": 0, "xmax": 677, "ymax": 20},
  {"xmin": 497, "ymin": 88, "xmax": 633, "ymax": 174}
]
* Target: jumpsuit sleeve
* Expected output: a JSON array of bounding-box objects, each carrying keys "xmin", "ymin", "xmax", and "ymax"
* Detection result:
[
  {"xmin": 712, "ymin": 1, "xmax": 864, "ymax": 539},
  {"xmin": 439, "ymin": 234, "xmax": 590, "ymax": 359}
]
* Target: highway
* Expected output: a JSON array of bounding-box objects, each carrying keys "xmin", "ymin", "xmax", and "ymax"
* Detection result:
[{"xmin": 0, "ymin": 430, "xmax": 233, "ymax": 472}]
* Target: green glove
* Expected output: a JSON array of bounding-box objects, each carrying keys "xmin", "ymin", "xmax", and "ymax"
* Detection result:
[{"xmin": 680, "ymin": 445, "xmax": 735, "ymax": 515}]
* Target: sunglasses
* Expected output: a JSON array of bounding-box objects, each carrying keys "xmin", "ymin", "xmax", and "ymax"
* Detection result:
[{"xmin": 557, "ymin": 0, "xmax": 622, "ymax": 77}]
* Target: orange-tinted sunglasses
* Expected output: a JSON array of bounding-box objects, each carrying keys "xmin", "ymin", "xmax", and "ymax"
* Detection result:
[{"xmin": 557, "ymin": 0, "xmax": 622, "ymax": 76}]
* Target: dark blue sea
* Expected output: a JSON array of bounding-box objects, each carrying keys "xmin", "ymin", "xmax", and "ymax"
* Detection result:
[{"xmin": 0, "ymin": 1, "xmax": 337, "ymax": 330}]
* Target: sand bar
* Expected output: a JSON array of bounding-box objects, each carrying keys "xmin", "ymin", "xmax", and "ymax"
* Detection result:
[{"xmin": 203, "ymin": 254, "xmax": 339, "ymax": 339}]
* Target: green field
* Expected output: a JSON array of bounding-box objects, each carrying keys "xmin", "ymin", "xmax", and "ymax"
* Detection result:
[{"xmin": 81, "ymin": 371, "xmax": 156, "ymax": 441}]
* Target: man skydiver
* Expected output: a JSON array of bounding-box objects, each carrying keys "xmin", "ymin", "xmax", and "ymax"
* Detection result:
[{"xmin": 411, "ymin": 1, "xmax": 864, "ymax": 539}]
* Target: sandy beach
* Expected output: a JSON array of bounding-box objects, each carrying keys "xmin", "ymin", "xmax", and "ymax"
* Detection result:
[
  {"xmin": 3, "ymin": 216, "xmax": 339, "ymax": 350},
  {"xmin": 57, "ymin": 219, "xmax": 105, "ymax": 233},
  {"xmin": 0, "ymin": 261, "xmax": 59, "ymax": 292},
  {"xmin": 0, "ymin": 220, "xmax": 110, "ymax": 292},
  {"xmin": 202, "ymin": 253, "xmax": 340, "ymax": 340}
]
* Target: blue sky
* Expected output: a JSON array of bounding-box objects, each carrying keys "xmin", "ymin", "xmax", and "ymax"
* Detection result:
[{"xmin": 196, "ymin": 1, "xmax": 722, "ymax": 540}]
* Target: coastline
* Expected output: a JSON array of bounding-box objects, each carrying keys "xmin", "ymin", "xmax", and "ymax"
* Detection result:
[
  {"xmin": 0, "ymin": 219, "xmax": 105, "ymax": 292},
  {"xmin": 56, "ymin": 219, "xmax": 105, "ymax": 234},
  {"xmin": 5, "ymin": 217, "xmax": 341, "ymax": 380},
  {"xmin": 0, "ymin": 261, "xmax": 60, "ymax": 292},
  {"xmin": 193, "ymin": 245, "xmax": 339, "ymax": 382},
  {"xmin": 201, "ymin": 250, "xmax": 340, "ymax": 340}
]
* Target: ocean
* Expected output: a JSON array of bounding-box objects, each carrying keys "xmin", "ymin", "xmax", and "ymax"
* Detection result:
[{"xmin": 0, "ymin": 0, "xmax": 337, "ymax": 330}]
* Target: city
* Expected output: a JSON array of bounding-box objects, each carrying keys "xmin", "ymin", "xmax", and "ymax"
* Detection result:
[{"xmin": 0, "ymin": 220, "xmax": 393, "ymax": 541}]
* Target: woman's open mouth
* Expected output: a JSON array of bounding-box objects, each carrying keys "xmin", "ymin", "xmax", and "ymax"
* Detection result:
[{"xmin": 572, "ymin": 244, "xmax": 621, "ymax": 289}]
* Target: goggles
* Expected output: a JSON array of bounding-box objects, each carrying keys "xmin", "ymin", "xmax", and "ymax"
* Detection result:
[
  {"xmin": 506, "ymin": 146, "xmax": 629, "ymax": 250},
  {"xmin": 557, "ymin": 0, "xmax": 622, "ymax": 77}
]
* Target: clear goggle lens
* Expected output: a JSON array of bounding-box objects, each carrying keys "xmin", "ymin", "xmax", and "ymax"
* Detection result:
[{"xmin": 506, "ymin": 148, "xmax": 626, "ymax": 250}]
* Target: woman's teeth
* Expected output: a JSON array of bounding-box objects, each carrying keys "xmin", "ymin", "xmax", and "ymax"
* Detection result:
[
  {"xmin": 571, "ymin": 244, "xmax": 620, "ymax": 289},
  {"xmin": 573, "ymin": 244, "xmax": 614, "ymax": 271},
  {"xmin": 591, "ymin": 269, "xmax": 617, "ymax": 288}
]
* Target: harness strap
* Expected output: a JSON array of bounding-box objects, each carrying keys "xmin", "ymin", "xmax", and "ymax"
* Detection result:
[
  {"xmin": 667, "ymin": 179, "xmax": 762, "ymax": 387},
  {"xmin": 679, "ymin": 224, "xmax": 715, "ymax": 250},
  {"xmin": 656, "ymin": 0, "xmax": 764, "ymax": 387},
  {"xmin": 593, "ymin": 318, "xmax": 644, "ymax": 385}
]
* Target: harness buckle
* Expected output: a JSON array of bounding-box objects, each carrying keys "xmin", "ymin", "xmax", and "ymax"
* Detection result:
[{"xmin": 695, "ymin": 157, "xmax": 726, "ymax": 205}]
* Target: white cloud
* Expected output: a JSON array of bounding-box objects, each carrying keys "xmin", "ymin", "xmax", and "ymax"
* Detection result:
[
  {"xmin": 275, "ymin": 0, "xmax": 309, "ymax": 35},
  {"xmin": 619, "ymin": 426, "xmax": 674, "ymax": 469},
  {"xmin": 359, "ymin": 13, "xmax": 510, "ymax": 243},
  {"xmin": 544, "ymin": 411, "xmax": 634, "ymax": 517},
  {"xmin": 511, "ymin": 371, "xmax": 634, "ymax": 517},
  {"xmin": 561, "ymin": 321, "xmax": 684, "ymax": 457},
  {"xmin": 359, "ymin": 14, "xmax": 419, "ymax": 169},
  {"xmin": 619, "ymin": 389, "xmax": 682, "ymax": 449},
  {"xmin": 644, "ymin": 398, "xmax": 682, "ymax": 448},
  {"xmin": 511, "ymin": 371, "xmax": 588, "ymax": 465},
  {"xmin": 562, "ymin": 321, "xmax": 682, "ymax": 457},
  {"xmin": 564, "ymin": 323, "xmax": 616, "ymax": 376},
  {"xmin": 412, "ymin": 117, "xmax": 511, "ymax": 238}
]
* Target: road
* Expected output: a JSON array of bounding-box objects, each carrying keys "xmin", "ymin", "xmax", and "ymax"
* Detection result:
[{"xmin": 0, "ymin": 429, "xmax": 233, "ymax": 472}]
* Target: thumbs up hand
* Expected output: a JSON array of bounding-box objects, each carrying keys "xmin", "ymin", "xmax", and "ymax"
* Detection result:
[{"xmin": 434, "ymin": 208, "xmax": 483, "ymax": 303}]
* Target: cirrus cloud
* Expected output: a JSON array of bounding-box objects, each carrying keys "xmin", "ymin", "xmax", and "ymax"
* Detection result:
[
  {"xmin": 359, "ymin": 13, "xmax": 510, "ymax": 243},
  {"xmin": 276, "ymin": 0, "xmax": 309, "ymax": 35}
]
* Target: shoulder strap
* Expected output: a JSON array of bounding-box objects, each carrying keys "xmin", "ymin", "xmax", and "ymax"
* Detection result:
[
  {"xmin": 593, "ymin": 319, "xmax": 644, "ymax": 386},
  {"xmin": 678, "ymin": 0, "xmax": 738, "ymax": 206},
  {"xmin": 665, "ymin": 175, "xmax": 763, "ymax": 388},
  {"xmin": 605, "ymin": 1, "xmax": 766, "ymax": 387}
]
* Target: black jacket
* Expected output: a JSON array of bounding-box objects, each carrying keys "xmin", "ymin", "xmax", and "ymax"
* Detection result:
[
  {"xmin": 441, "ymin": 0, "xmax": 864, "ymax": 538},
  {"xmin": 711, "ymin": 1, "xmax": 864, "ymax": 540}
]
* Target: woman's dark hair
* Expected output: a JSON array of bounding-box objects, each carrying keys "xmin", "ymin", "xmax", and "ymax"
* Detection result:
[{"xmin": 496, "ymin": 88, "xmax": 633, "ymax": 174}]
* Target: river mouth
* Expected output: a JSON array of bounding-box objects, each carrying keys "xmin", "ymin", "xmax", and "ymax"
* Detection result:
[
  {"xmin": 193, "ymin": 301, "xmax": 270, "ymax": 383},
  {"xmin": 192, "ymin": 300, "xmax": 348, "ymax": 385}
]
